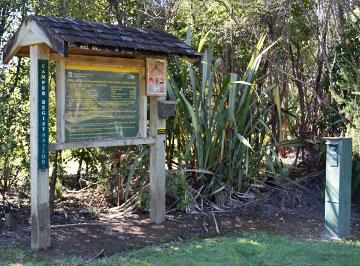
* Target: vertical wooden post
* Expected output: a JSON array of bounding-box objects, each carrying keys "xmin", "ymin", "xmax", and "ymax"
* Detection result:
[
  {"xmin": 56, "ymin": 59, "xmax": 65, "ymax": 143},
  {"xmin": 30, "ymin": 44, "xmax": 50, "ymax": 251},
  {"xmin": 139, "ymin": 67, "xmax": 147, "ymax": 138},
  {"xmin": 149, "ymin": 96, "xmax": 166, "ymax": 223}
]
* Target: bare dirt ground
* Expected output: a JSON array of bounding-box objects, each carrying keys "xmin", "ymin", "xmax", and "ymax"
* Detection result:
[{"xmin": 1, "ymin": 188, "xmax": 360, "ymax": 261}]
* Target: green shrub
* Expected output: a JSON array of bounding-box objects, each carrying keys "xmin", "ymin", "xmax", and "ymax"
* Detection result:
[{"xmin": 166, "ymin": 170, "xmax": 193, "ymax": 211}]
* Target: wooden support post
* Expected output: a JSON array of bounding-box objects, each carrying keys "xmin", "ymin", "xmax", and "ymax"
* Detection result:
[
  {"xmin": 56, "ymin": 59, "xmax": 65, "ymax": 143},
  {"xmin": 139, "ymin": 67, "xmax": 147, "ymax": 138},
  {"xmin": 30, "ymin": 44, "xmax": 50, "ymax": 251},
  {"xmin": 149, "ymin": 96, "xmax": 166, "ymax": 223}
]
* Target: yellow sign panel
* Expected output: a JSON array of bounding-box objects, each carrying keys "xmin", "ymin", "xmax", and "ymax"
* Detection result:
[
  {"xmin": 157, "ymin": 128, "xmax": 166, "ymax": 134},
  {"xmin": 66, "ymin": 65, "xmax": 140, "ymax": 73}
]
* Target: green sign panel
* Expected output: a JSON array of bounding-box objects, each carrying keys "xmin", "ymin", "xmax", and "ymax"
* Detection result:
[
  {"xmin": 38, "ymin": 59, "xmax": 49, "ymax": 170},
  {"xmin": 65, "ymin": 67, "xmax": 140, "ymax": 142}
]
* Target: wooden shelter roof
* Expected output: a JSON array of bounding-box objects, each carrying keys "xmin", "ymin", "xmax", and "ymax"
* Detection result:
[{"xmin": 3, "ymin": 15, "xmax": 200, "ymax": 63}]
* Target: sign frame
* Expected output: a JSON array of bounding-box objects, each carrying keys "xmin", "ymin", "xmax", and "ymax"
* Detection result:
[{"xmin": 55, "ymin": 55, "xmax": 147, "ymax": 149}]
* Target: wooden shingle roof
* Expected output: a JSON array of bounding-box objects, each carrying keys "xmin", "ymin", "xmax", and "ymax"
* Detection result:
[{"xmin": 3, "ymin": 15, "xmax": 200, "ymax": 63}]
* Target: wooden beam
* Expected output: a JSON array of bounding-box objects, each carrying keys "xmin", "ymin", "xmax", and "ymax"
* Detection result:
[
  {"xmin": 139, "ymin": 67, "xmax": 147, "ymax": 138},
  {"xmin": 49, "ymin": 137, "xmax": 156, "ymax": 151},
  {"xmin": 50, "ymin": 53, "xmax": 145, "ymax": 68},
  {"xmin": 30, "ymin": 44, "xmax": 50, "ymax": 251},
  {"xmin": 149, "ymin": 96, "xmax": 166, "ymax": 224},
  {"xmin": 56, "ymin": 59, "xmax": 65, "ymax": 143}
]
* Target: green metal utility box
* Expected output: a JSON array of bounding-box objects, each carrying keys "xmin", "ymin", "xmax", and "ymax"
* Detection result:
[{"xmin": 324, "ymin": 137, "xmax": 352, "ymax": 239}]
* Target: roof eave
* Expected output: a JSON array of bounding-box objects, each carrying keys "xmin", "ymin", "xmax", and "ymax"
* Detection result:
[
  {"xmin": 32, "ymin": 16, "xmax": 68, "ymax": 58},
  {"xmin": 67, "ymin": 41, "xmax": 201, "ymax": 60},
  {"xmin": 3, "ymin": 17, "xmax": 68, "ymax": 64},
  {"xmin": 3, "ymin": 15, "xmax": 200, "ymax": 63}
]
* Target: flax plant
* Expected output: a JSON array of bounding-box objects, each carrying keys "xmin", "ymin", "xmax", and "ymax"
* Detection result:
[{"xmin": 168, "ymin": 34, "xmax": 281, "ymax": 190}]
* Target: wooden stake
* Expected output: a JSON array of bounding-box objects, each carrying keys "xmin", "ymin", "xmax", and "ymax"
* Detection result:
[
  {"xmin": 149, "ymin": 96, "xmax": 166, "ymax": 223},
  {"xmin": 30, "ymin": 44, "xmax": 50, "ymax": 251}
]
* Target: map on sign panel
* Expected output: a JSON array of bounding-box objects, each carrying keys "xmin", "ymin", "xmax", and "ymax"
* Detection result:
[{"xmin": 64, "ymin": 66, "xmax": 140, "ymax": 142}]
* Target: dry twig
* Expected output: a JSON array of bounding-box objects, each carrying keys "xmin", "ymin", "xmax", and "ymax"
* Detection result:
[{"xmin": 211, "ymin": 212, "xmax": 220, "ymax": 234}]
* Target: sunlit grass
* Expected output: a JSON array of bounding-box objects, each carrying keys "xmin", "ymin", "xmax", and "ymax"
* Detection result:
[{"xmin": 89, "ymin": 233, "xmax": 360, "ymax": 266}]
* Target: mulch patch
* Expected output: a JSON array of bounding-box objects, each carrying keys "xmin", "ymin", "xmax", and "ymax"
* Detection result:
[
  {"xmin": 1, "ymin": 186, "xmax": 360, "ymax": 261},
  {"xmin": 1, "ymin": 202, "xmax": 360, "ymax": 260}
]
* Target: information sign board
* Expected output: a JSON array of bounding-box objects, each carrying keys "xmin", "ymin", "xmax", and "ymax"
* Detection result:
[{"xmin": 64, "ymin": 65, "xmax": 140, "ymax": 142}]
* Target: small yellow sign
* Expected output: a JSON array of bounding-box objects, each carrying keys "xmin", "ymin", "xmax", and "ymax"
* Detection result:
[{"xmin": 157, "ymin": 128, "xmax": 166, "ymax": 134}]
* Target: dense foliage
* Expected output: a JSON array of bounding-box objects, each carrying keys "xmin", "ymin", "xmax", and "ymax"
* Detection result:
[{"xmin": 0, "ymin": 0, "xmax": 359, "ymax": 210}]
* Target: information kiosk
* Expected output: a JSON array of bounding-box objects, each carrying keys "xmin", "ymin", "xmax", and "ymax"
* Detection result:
[{"xmin": 3, "ymin": 15, "xmax": 200, "ymax": 251}]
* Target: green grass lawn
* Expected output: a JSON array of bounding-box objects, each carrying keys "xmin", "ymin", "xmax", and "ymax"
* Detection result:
[{"xmin": 2, "ymin": 233, "xmax": 360, "ymax": 266}]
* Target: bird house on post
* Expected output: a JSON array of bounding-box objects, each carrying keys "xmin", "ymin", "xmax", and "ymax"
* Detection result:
[{"xmin": 3, "ymin": 15, "xmax": 200, "ymax": 251}]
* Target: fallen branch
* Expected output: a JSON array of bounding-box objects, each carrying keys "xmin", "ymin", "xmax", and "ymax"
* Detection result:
[
  {"xmin": 203, "ymin": 221, "xmax": 209, "ymax": 232},
  {"xmin": 77, "ymin": 249, "xmax": 104, "ymax": 265},
  {"xmin": 211, "ymin": 212, "xmax": 220, "ymax": 235},
  {"xmin": 50, "ymin": 222, "xmax": 125, "ymax": 228}
]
